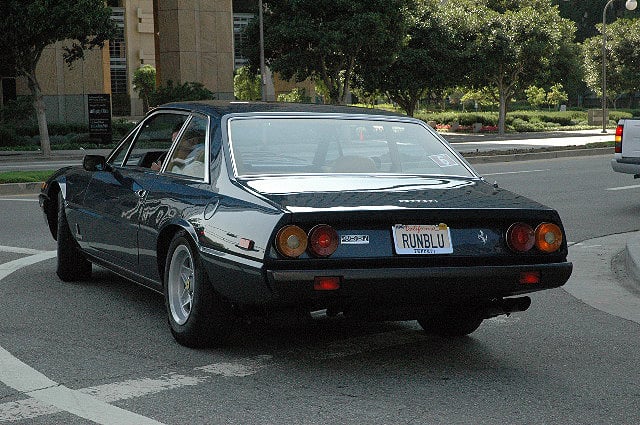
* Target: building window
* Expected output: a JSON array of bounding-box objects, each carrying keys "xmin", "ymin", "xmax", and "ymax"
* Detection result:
[
  {"xmin": 110, "ymin": 7, "xmax": 127, "ymax": 94},
  {"xmin": 233, "ymin": 13, "xmax": 254, "ymax": 70}
]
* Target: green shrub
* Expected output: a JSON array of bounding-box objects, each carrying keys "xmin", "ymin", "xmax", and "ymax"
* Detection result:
[
  {"xmin": 609, "ymin": 110, "xmax": 633, "ymax": 122},
  {"xmin": 277, "ymin": 88, "xmax": 311, "ymax": 103},
  {"xmin": 150, "ymin": 80, "xmax": 215, "ymax": 106}
]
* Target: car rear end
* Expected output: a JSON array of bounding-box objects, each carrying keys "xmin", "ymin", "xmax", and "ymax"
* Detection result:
[{"xmin": 257, "ymin": 185, "xmax": 571, "ymax": 319}]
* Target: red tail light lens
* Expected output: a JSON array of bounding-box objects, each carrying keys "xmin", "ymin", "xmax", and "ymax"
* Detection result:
[
  {"xmin": 535, "ymin": 223, "xmax": 563, "ymax": 253},
  {"xmin": 615, "ymin": 123, "xmax": 623, "ymax": 154},
  {"xmin": 275, "ymin": 225, "xmax": 308, "ymax": 258},
  {"xmin": 308, "ymin": 224, "xmax": 339, "ymax": 257},
  {"xmin": 507, "ymin": 222, "xmax": 535, "ymax": 252}
]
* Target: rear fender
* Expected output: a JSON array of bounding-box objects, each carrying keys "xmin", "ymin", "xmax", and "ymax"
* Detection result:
[{"xmin": 156, "ymin": 219, "xmax": 201, "ymax": 285}]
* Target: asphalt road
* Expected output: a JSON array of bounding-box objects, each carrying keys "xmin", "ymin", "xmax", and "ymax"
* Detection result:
[{"xmin": 0, "ymin": 154, "xmax": 639, "ymax": 424}]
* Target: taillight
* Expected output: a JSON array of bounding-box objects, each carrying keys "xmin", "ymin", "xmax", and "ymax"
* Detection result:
[
  {"xmin": 506, "ymin": 223, "xmax": 535, "ymax": 252},
  {"xmin": 275, "ymin": 225, "xmax": 308, "ymax": 258},
  {"xmin": 308, "ymin": 224, "xmax": 339, "ymax": 257},
  {"xmin": 615, "ymin": 123, "xmax": 623, "ymax": 154},
  {"xmin": 535, "ymin": 223, "xmax": 563, "ymax": 253}
]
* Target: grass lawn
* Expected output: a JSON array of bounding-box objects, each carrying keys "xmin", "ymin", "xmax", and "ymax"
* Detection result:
[{"xmin": 0, "ymin": 170, "xmax": 55, "ymax": 184}]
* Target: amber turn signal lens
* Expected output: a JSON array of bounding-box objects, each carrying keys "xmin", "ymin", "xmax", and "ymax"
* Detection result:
[
  {"xmin": 275, "ymin": 225, "xmax": 308, "ymax": 258},
  {"xmin": 308, "ymin": 224, "xmax": 339, "ymax": 257},
  {"xmin": 506, "ymin": 222, "xmax": 535, "ymax": 252},
  {"xmin": 535, "ymin": 223, "xmax": 563, "ymax": 253}
]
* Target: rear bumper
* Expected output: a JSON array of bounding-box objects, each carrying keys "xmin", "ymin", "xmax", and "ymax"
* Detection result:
[
  {"xmin": 266, "ymin": 262, "xmax": 573, "ymax": 310},
  {"xmin": 611, "ymin": 158, "xmax": 640, "ymax": 175}
]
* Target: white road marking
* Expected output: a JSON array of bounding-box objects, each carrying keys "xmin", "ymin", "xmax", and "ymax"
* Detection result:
[
  {"xmin": 605, "ymin": 184, "xmax": 640, "ymax": 191},
  {"xmin": 0, "ymin": 356, "xmax": 273, "ymax": 423},
  {"xmin": 0, "ymin": 198, "xmax": 39, "ymax": 202},
  {"xmin": 481, "ymin": 169, "xmax": 550, "ymax": 176},
  {"xmin": 0, "ymin": 251, "xmax": 56, "ymax": 280},
  {"xmin": 0, "ymin": 245, "xmax": 50, "ymax": 255},
  {"xmin": 0, "ymin": 248, "xmax": 166, "ymax": 424}
]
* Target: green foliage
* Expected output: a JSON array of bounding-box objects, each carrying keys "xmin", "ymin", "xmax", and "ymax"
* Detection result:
[
  {"xmin": 0, "ymin": 97, "xmax": 35, "ymax": 124},
  {"xmin": 359, "ymin": 0, "xmax": 458, "ymax": 116},
  {"xmin": 0, "ymin": 0, "xmax": 117, "ymax": 155},
  {"xmin": 149, "ymin": 81, "xmax": 215, "ymax": 106},
  {"xmin": 277, "ymin": 88, "xmax": 311, "ymax": 103},
  {"xmin": 583, "ymin": 18, "xmax": 640, "ymax": 108},
  {"xmin": 547, "ymin": 83, "xmax": 568, "ymax": 109},
  {"xmin": 460, "ymin": 88, "xmax": 499, "ymax": 110},
  {"xmin": 234, "ymin": 66, "xmax": 261, "ymax": 101},
  {"xmin": 442, "ymin": 0, "xmax": 576, "ymax": 133},
  {"xmin": 241, "ymin": 0, "xmax": 409, "ymax": 104},
  {"xmin": 132, "ymin": 65, "xmax": 157, "ymax": 112},
  {"xmin": 0, "ymin": 170, "xmax": 55, "ymax": 184},
  {"xmin": 525, "ymin": 86, "xmax": 547, "ymax": 109}
]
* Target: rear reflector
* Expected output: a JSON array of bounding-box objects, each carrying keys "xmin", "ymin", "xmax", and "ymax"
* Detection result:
[
  {"xmin": 519, "ymin": 271, "xmax": 540, "ymax": 284},
  {"xmin": 314, "ymin": 276, "xmax": 341, "ymax": 291}
]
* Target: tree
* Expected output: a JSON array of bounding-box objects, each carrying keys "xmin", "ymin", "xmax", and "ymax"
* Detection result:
[
  {"xmin": 525, "ymin": 86, "xmax": 547, "ymax": 109},
  {"xmin": 132, "ymin": 65, "xmax": 156, "ymax": 114},
  {"xmin": 358, "ymin": 0, "xmax": 460, "ymax": 116},
  {"xmin": 583, "ymin": 18, "xmax": 640, "ymax": 109},
  {"xmin": 547, "ymin": 83, "xmax": 568, "ymax": 110},
  {"xmin": 0, "ymin": 1, "xmax": 116, "ymax": 156},
  {"xmin": 241, "ymin": 0, "xmax": 408, "ymax": 105},
  {"xmin": 445, "ymin": 0, "xmax": 576, "ymax": 134},
  {"xmin": 233, "ymin": 66, "xmax": 261, "ymax": 101}
]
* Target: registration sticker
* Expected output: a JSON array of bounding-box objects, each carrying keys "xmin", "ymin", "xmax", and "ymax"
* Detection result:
[
  {"xmin": 392, "ymin": 224, "xmax": 453, "ymax": 255},
  {"xmin": 341, "ymin": 235, "xmax": 370, "ymax": 245}
]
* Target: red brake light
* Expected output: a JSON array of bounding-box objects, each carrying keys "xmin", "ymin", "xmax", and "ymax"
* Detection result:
[
  {"xmin": 308, "ymin": 224, "xmax": 339, "ymax": 257},
  {"xmin": 507, "ymin": 223, "xmax": 535, "ymax": 252},
  {"xmin": 615, "ymin": 123, "xmax": 623, "ymax": 154}
]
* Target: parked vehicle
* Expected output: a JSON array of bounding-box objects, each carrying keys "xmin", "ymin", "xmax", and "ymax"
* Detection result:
[
  {"xmin": 611, "ymin": 118, "xmax": 640, "ymax": 177},
  {"xmin": 39, "ymin": 101, "xmax": 573, "ymax": 347}
]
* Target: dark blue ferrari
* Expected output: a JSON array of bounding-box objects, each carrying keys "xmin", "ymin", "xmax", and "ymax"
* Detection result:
[{"xmin": 39, "ymin": 101, "xmax": 572, "ymax": 347}]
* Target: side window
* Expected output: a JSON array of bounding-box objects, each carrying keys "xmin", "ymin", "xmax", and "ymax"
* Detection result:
[
  {"xmin": 166, "ymin": 115, "xmax": 209, "ymax": 179},
  {"xmin": 113, "ymin": 113, "xmax": 188, "ymax": 169}
]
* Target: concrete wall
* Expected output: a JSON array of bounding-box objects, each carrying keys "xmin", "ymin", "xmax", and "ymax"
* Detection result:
[{"xmin": 155, "ymin": 0, "xmax": 234, "ymax": 100}]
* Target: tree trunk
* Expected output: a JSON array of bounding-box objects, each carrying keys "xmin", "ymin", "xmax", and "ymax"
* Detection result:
[
  {"xmin": 498, "ymin": 91, "xmax": 507, "ymax": 135},
  {"xmin": 27, "ymin": 70, "xmax": 51, "ymax": 156}
]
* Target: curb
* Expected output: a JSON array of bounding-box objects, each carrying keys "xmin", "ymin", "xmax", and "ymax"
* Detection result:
[
  {"xmin": 626, "ymin": 237, "xmax": 640, "ymax": 285},
  {"xmin": 464, "ymin": 147, "xmax": 614, "ymax": 164},
  {"xmin": 0, "ymin": 182, "xmax": 42, "ymax": 196}
]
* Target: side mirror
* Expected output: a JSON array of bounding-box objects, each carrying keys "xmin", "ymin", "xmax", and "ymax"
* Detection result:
[{"xmin": 83, "ymin": 155, "xmax": 111, "ymax": 172}]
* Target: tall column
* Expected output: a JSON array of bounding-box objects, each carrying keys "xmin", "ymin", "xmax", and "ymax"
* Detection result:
[{"xmin": 154, "ymin": 0, "xmax": 234, "ymax": 100}]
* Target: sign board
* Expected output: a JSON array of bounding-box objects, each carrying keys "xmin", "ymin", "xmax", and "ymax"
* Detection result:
[{"xmin": 88, "ymin": 94, "xmax": 112, "ymax": 144}]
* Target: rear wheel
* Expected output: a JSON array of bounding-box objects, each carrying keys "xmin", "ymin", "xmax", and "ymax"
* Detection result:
[
  {"xmin": 417, "ymin": 309, "xmax": 483, "ymax": 337},
  {"xmin": 164, "ymin": 231, "xmax": 233, "ymax": 347},
  {"xmin": 56, "ymin": 191, "xmax": 91, "ymax": 281}
]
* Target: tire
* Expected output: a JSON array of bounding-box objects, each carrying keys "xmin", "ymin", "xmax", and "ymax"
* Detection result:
[
  {"xmin": 417, "ymin": 309, "xmax": 483, "ymax": 337},
  {"xmin": 56, "ymin": 191, "xmax": 92, "ymax": 282},
  {"xmin": 164, "ymin": 231, "xmax": 233, "ymax": 348}
]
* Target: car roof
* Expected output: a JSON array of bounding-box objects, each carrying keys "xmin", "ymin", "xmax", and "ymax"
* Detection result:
[{"xmin": 158, "ymin": 100, "xmax": 405, "ymax": 119}]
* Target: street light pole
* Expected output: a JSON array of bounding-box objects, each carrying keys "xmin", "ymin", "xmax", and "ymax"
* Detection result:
[
  {"xmin": 259, "ymin": 0, "xmax": 266, "ymax": 102},
  {"xmin": 602, "ymin": 0, "xmax": 637, "ymax": 133}
]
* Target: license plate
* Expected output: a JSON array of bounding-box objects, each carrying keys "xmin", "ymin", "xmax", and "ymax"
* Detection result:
[{"xmin": 392, "ymin": 224, "xmax": 453, "ymax": 255}]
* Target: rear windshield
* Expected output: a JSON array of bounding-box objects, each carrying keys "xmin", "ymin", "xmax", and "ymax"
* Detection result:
[{"xmin": 227, "ymin": 117, "xmax": 474, "ymax": 177}]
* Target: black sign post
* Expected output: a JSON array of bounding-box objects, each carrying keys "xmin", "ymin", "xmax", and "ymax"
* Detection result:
[{"xmin": 88, "ymin": 94, "xmax": 112, "ymax": 144}]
